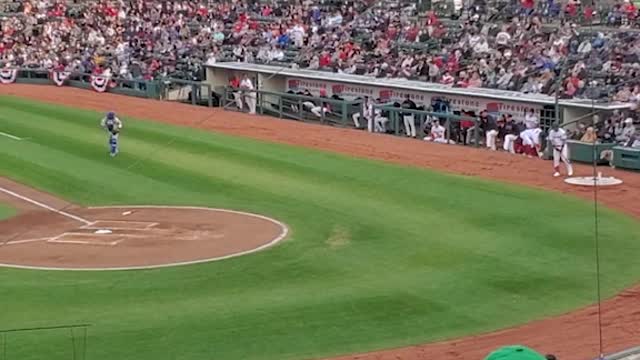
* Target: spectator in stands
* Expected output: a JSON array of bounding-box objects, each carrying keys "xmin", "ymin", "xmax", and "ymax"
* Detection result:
[
  {"xmin": 2, "ymin": 0, "xmax": 640, "ymax": 106},
  {"xmin": 617, "ymin": 117, "xmax": 637, "ymax": 143},
  {"xmin": 580, "ymin": 127, "xmax": 598, "ymax": 143}
]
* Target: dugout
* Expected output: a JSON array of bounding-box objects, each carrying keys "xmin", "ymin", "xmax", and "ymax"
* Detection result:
[{"xmin": 205, "ymin": 63, "xmax": 631, "ymax": 132}]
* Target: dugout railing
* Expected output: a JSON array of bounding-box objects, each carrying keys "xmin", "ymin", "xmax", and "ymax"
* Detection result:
[
  {"xmin": 372, "ymin": 104, "xmax": 482, "ymax": 146},
  {"xmin": 221, "ymin": 87, "xmax": 361, "ymax": 126}
]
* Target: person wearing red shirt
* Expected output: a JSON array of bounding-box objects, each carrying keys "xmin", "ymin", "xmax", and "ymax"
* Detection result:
[
  {"xmin": 427, "ymin": 11, "xmax": 439, "ymax": 25},
  {"xmin": 521, "ymin": 0, "xmax": 534, "ymax": 15},
  {"xmin": 229, "ymin": 76, "xmax": 243, "ymax": 110},
  {"xmin": 625, "ymin": 1, "xmax": 638, "ymax": 21},
  {"xmin": 319, "ymin": 52, "xmax": 332, "ymax": 68},
  {"xmin": 405, "ymin": 25, "xmax": 419, "ymax": 42},
  {"xmin": 583, "ymin": 5, "xmax": 594, "ymax": 22},
  {"xmin": 565, "ymin": 1, "xmax": 578, "ymax": 17},
  {"xmin": 103, "ymin": 5, "xmax": 117, "ymax": 17}
]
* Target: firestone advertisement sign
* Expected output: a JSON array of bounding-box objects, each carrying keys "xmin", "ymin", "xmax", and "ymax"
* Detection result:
[{"xmin": 286, "ymin": 77, "xmax": 542, "ymax": 121}]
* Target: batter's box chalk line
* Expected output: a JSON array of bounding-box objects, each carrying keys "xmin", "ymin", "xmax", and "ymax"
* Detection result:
[
  {"xmin": 3, "ymin": 238, "xmax": 51, "ymax": 246},
  {"xmin": 46, "ymin": 233, "xmax": 128, "ymax": 247},
  {"xmin": 80, "ymin": 220, "xmax": 159, "ymax": 231}
]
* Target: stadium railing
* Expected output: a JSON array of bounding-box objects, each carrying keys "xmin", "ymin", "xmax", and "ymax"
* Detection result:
[
  {"xmin": 373, "ymin": 104, "xmax": 482, "ymax": 146},
  {"xmin": 221, "ymin": 86, "xmax": 361, "ymax": 126},
  {"xmin": 14, "ymin": 69, "xmax": 161, "ymax": 99}
]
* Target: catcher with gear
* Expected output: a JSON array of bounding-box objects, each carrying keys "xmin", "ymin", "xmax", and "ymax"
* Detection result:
[{"xmin": 100, "ymin": 111, "xmax": 123, "ymax": 157}]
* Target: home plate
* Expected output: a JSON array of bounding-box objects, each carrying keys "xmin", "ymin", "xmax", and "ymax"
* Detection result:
[{"xmin": 94, "ymin": 229, "xmax": 113, "ymax": 234}]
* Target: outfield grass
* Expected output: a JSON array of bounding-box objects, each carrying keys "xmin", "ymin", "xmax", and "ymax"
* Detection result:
[
  {"xmin": 0, "ymin": 95, "xmax": 639, "ymax": 360},
  {"xmin": 0, "ymin": 203, "xmax": 15, "ymax": 220}
]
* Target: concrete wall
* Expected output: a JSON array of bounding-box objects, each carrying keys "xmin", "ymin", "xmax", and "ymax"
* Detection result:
[{"xmin": 259, "ymin": 74, "xmax": 286, "ymax": 93}]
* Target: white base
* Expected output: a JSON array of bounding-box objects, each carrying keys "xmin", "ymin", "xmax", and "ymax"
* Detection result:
[
  {"xmin": 564, "ymin": 176, "xmax": 623, "ymax": 187},
  {"xmin": 94, "ymin": 229, "xmax": 113, "ymax": 234}
]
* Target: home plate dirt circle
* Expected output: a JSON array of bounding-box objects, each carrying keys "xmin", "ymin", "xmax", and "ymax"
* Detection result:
[{"xmin": 0, "ymin": 206, "xmax": 288, "ymax": 271}]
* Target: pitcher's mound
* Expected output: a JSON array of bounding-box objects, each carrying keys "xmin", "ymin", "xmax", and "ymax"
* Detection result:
[{"xmin": 0, "ymin": 206, "xmax": 288, "ymax": 270}]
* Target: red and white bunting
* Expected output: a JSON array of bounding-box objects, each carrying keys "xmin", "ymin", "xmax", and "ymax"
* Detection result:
[
  {"xmin": 51, "ymin": 71, "xmax": 71, "ymax": 86},
  {"xmin": 91, "ymin": 75, "xmax": 110, "ymax": 93},
  {"xmin": 0, "ymin": 68, "xmax": 18, "ymax": 84}
]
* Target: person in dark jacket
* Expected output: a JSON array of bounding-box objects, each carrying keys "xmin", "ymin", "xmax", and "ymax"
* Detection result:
[
  {"xmin": 401, "ymin": 95, "xmax": 418, "ymax": 137},
  {"xmin": 500, "ymin": 114, "xmax": 520, "ymax": 153},
  {"xmin": 481, "ymin": 110, "xmax": 499, "ymax": 150}
]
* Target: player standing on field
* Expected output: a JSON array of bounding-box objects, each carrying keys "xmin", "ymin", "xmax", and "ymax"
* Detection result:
[
  {"xmin": 401, "ymin": 95, "xmax": 417, "ymax": 138},
  {"xmin": 100, "ymin": 111, "xmax": 123, "ymax": 157},
  {"xmin": 547, "ymin": 122, "xmax": 574, "ymax": 177},
  {"xmin": 520, "ymin": 108, "xmax": 542, "ymax": 157}
]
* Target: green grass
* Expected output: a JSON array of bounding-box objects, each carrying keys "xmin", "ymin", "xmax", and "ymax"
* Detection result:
[
  {"xmin": 0, "ymin": 95, "xmax": 639, "ymax": 360},
  {"xmin": 0, "ymin": 203, "xmax": 15, "ymax": 220}
]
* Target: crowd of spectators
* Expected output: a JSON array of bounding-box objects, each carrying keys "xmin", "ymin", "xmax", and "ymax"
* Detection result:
[
  {"xmin": 570, "ymin": 110, "xmax": 639, "ymax": 146},
  {"xmin": 1, "ymin": 0, "xmax": 640, "ymax": 105}
]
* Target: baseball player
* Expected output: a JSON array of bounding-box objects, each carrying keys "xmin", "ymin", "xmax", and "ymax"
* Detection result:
[
  {"xmin": 352, "ymin": 97, "xmax": 373, "ymax": 131},
  {"xmin": 423, "ymin": 120, "xmax": 449, "ymax": 143},
  {"xmin": 547, "ymin": 122, "xmax": 573, "ymax": 177},
  {"xmin": 520, "ymin": 109, "xmax": 542, "ymax": 157},
  {"xmin": 100, "ymin": 111, "xmax": 123, "ymax": 157}
]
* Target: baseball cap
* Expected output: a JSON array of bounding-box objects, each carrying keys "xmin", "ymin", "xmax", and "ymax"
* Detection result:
[
  {"xmin": 484, "ymin": 346, "xmax": 547, "ymax": 360},
  {"xmin": 625, "ymin": 118, "xmax": 634, "ymax": 124}
]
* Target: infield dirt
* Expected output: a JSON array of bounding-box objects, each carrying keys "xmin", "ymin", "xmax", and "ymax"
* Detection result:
[
  {"xmin": 1, "ymin": 85, "xmax": 639, "ymax": 360},
  {"xmin": 0, "ymin": 177, "xmax": 285, "ymax": 270}
]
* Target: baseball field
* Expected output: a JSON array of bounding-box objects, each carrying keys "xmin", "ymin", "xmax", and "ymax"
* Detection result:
[{"xmin": 1, "ymin": 86, "xmax": 640, "ymax": 360}]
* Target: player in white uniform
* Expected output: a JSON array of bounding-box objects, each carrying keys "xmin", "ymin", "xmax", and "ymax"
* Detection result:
[
  {"xmin": 373, "ymin": 107, "xmax": 388, "ymax": 132},
  {"xmin": 352, "ymin": 97, "xmax": 374, "ymax": 131},
  {"xmin": 240, "ymin": 74, "xmax": 256, "ymax": 114},
  {"xmin": 547, "ymin": 123, "xmax": 573, "ymax": 177},
  {"xmin": 423, "ymin": 121, "xmax": 451, "ymax": 143},
  {"xmin": 519, "ymin": 109, "xmax": 542, "ymax": 157}
]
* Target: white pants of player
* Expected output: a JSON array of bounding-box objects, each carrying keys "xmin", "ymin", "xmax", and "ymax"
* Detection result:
[
  {"xmin": 520, "ymin": 128, "xmax": 541, "ymax": 146},
  {"xmin": 311, "ymin": 106, "xmax": 329, "ymax": 118},
  {"xmin": 403, "ymin": 114, "xmax": 416, "ymax": 137},
  {"xmin": 243, "ymin": 93, "xmax": 256, "ymax": 114},
  {"xmin": 424, "ymin": 136, "xmax": 451, "ymax": 144},
  {"xmin": 353, "ymin": 113, "xmax": 374, "ymax": 132},
  {"xmin": 485, "ymin": 130, "xmax": 499, "ymax": 150},
  {"xmin": 553, "ymin": 145, "xmax": 573, "ymax": 175},
  {"xmin": 233, "ymin": 92, "xmax": 243, "ymax": 110},
  {"xmin": 503, "ymin": 134, "xmax": 518, "ymax": 153},
  {"xmin": 374, "ymin": 115, "xmax": 388, "ymax": 132}
]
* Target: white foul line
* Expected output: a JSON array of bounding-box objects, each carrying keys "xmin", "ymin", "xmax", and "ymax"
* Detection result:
[
  {"xmin": 0, "ymin": 186, "xmax": 92, "ymax": 225},
  {"xmin": 0, "ymin": 131, "xmax": 22, "ymax": 141}
]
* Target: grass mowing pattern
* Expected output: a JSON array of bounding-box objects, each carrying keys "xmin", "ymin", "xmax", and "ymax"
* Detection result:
[{"xmin": 0, "ymin": 95, "xmax": 639, "ymax": 360}]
